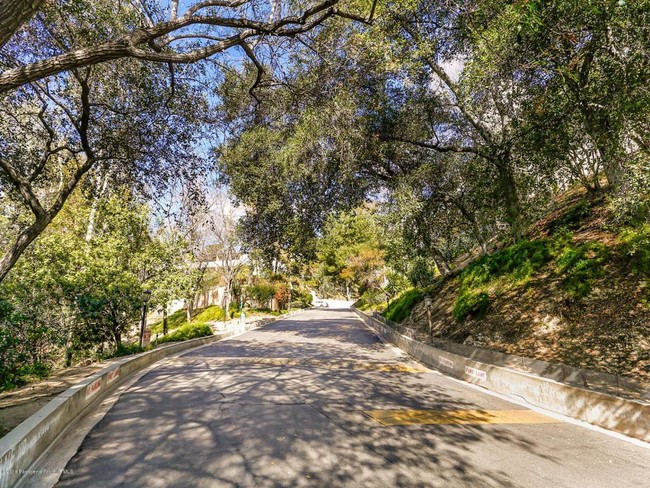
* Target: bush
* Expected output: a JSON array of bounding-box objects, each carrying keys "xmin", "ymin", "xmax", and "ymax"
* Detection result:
[
  {"xmin": 105, "ymin": 342, "xmax": 144, "ymax": 358},
  {"xmin": 407, "ymin": 257, "xmax": 438, "ymax": 288},
  {"xmin": 290, "ymin": 289, "xmax": 313, "ymax": 308},
  {"xmin": 548, "ymin": 200, "xmax": 591, "ymax": 234},
  {"xmin": 453, "ymin": 291, "xmax": 490, "ymax": 322},
  {"xmin": 460, "ymin": 239, "xmax": 552, "ymax": 289},
  {"xmin": 150, "ymin": 308, "xmax": 189, "ymax": 334},
  {"xmin": 383, "ymin": 288, "xmax": 422, "ymax": 323},
  {"xmin": 157, "ymin": 322, "xmax": 213, "ymax": 344},
  {"xmin": 248, "ymin": 283, "xmax": 276, "ymax": 304},
  {"xmin": 619, "ymin": 224, "xmax": 650, "ymax": 276},
  {"xmin": 555, "ymin": 242, "xmax": 608, "ymax": 299},
  {"xmin": 194, "ymin": 305, "xmax": 226, "ymax": 322}
]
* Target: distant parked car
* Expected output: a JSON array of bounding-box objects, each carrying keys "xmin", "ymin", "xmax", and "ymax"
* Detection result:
[{"xmin": 313, "ymin": 300, "xmax": 329, "ymax": 308}]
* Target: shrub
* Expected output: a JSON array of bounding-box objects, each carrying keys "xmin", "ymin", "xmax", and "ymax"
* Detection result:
[
  {"xmin": 555, "ymin": 242, "xmax": 608, "ymax": 299},
  {"xmin": 619, "ymin": 224, "xmax": 650, "ymax": 276},
  {"xmin": 407, "ymin": 257, "xmax": 438, "ymax": 288},
  {"xmin": 229, "ymin": 301, "xmax": 240, "ymax": 315},
  {"xmin": 383, "ymin": 288, "xmax": 422, "ymax": 323},
  {"xmin": 453, "ymin": 290, "xmax": 490, "ymax": 322},
  {"xmin": 290, "ymin": 289, "xmax": 313, "ymax": 308},
  {"xmin": 460, "ymin": 239, "xmax": 552, "ymax": 289},
  {"xmin": 157, "ymin": 322, "xmax": 213, "ymax": 344},
  {"xmin": 150, "ymin": 308, "xmax": 189, "ymax": 334},
  {"xmin": 106, "ymin": 342, "xmax": 144, "ymax": 358},
  {"xmin": 194, "ymin": 305, "xmax": 226, "ymax": 322},
  {"xmin": 248, "ymin": 283, "xmax": 277, "ymax": 304}
]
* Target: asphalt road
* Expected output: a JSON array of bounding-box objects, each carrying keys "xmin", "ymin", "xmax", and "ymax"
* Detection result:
[{"xmin": 56, "ymin": 308, "xmax": 649, "ymax": 487}]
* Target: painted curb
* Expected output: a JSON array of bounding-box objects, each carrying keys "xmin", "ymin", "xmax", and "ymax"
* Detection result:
[
  {"xmin": 353, "ymin": 307, "xmax": 650, "ymax": 443},
  {"xmin": 0, "ymin": 314, "xmax": 289, "ymax": 488}
]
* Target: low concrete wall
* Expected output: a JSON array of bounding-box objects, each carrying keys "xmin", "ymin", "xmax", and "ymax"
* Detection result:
[
  {"xmin": 369, "ymin": 312, "xmax": 648, "ymax": 400},
  {"xmin": 0, "ymin": 315, "xmax": 281, "ymax": 488},
  {"xmin": 354, "ymin": 308, "xmax": 650, "ymax": 443}
]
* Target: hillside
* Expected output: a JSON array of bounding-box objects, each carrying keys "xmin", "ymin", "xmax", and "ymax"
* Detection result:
[{"xmin": 378, "ymin": 187, "xmax": 650, "ymax": 382}]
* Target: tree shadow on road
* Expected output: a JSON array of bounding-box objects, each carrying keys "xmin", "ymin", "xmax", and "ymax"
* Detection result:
[{"xmin": 55, "ymin": 310, "xmax": 648, "ymax": 488}]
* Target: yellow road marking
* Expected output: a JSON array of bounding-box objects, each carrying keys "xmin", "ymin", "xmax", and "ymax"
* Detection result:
[{"xmin": 364, "ymin": 409, "xmax": 560, "ymax": 426}]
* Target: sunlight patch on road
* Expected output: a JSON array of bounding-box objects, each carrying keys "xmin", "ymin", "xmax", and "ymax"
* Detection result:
[
  {"xmin": 364, "ymin": 408, "xmax": 561, "ymax": 426},
  {"xmin": 171, "ymin": 357, "xmax": 429, "ymax": 373}
]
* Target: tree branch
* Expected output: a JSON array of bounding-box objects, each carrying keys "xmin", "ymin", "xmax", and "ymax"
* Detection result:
[
  {"xmin": 0, "ymin": 0, "xmax": 340, "ymax": 93},
  {"xmin": 382, "ymin": 134, "xmax": 489, "ymax": 158},
  {"xmin": 240, "ymin": 41, "xmax": 263, "ymax": 103}
]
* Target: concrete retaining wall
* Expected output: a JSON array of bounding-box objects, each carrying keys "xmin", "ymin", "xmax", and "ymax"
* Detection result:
[
  {"xmin": 0, "ymin": 316, "xmax": 279, "ymax": 488},
  {"xmin": 354, "ymin": 308, "xmax": 650, "ymax": 443}
]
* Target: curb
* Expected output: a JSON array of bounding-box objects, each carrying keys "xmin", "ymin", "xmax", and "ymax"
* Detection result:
[
  {"xmin": 352, "ymin": 307, "xmax": 650, "ymax": 443},
  {"xmin": 0, "ymin": 313, "xmax": 293, "ymax": 488}
]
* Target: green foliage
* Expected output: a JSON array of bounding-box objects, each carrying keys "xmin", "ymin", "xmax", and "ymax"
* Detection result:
[
  {"xmin": 151, "ymin": 306, "xmax": 226, "ymax": 337},
  {"xmin": 548, "ymin": 200, "xmax": 591, "ymax": 234},
  {"xmin": 248, "ymin": 283, "xmax": 277, "ymax": 304},
  {"xmin": 407, "ymin": 257, "xmax": 439, "ymax": 288},
  {"xmin": 610, "ymin": 157, "xmax": 650, "ymax": 224},
  {"xmin": 383, "ymin": 288, "xmax": 422, "ymax": 323},
  {"xmin": 289, "ymin": 288, "xmax": 314, "ymax": 309},
  {"xmin": 157, "ymin": 323, "xmax": 213, "ymax": 344},
  {"xmin": 355, "ymin": 289, "xmax": 387, "ymax": 311},
  {"xmin": 105, "ymin": 342, "xmax": 144, "ymax": 359},
  {"xmin": 150, "ymin": 308, "xmax": 189, "ymax": 334},
  {"xmin": 453, "ymin": 229, "xmax": 610, "ymax": 321},
  {"xmin": 555, "ymin": 242, "xmax": 608, "ymax": 298},
  {"xmin": 317, "ymin": 206, "xmax": 386, "ymax": 296},
  {"xmin": 619, "ymin": 225, "xmax": 650, "ymax": 276},
  {"xmin": 194, "ymin": 306, "xmax": 226, "ymax": 323},
  {"xmin": 459, "ymin": 239, "xmax": 552, "ymax": 290},
  {"xmin": 453, "ymin": 291, "xmax": 491, "ymax": 322}
]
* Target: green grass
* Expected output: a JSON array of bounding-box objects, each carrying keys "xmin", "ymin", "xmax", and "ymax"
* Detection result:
[
  {"xmin": 102, "ymin": 342, "xmax": 144, "ymax": 359},
  {"xmin": 453, "ymin": 291, "xmax": 490, "ymax": 322},
  {"xmin": 460, "ymin": 239, "xmax": 552, "ymax": 290},
  {"xmin": 554, "ymin": 241, "xmax": 608, "ymax": 298},
  {"xmin": 376, "ymin": 228, "xmax": 615, "ymax": 325},
  {"xmin": 619, "ymin": 224, "xmax": 650, "ymax": 276},
  {"xmin": 157, "ymin": 322, "xmax": 213, "ymax": 344},
  {"xmin": 194, "ymin": 305, "xmax": 226, "ymax": 322},
  {"xmin": 150, "ymin": 308, "xmax": 190, "ymax": 334},
  {"xmin": 383, "ymin": 288, "xmax": 423, "ymax": 323},
  {"xmin": 151, "ymin": 306, "xmax": 227, "ymax": 335},
  {"xmin": 453, "ymin": 229, "xmax": 611, "ymax": 320}
]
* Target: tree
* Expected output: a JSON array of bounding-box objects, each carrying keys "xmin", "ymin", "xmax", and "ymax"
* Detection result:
[
  {"xmin": 0, "ymin": 0, "xmax": 43, "ymax": 48},
  {"xmin": 0, "ymin": 52, "xmax": 209, "ymax": 284},
  {"xmin": 317, "ymin": 206, "xmax": 385, "ymax": 298},
  {"xmin": 199, "ymin": 190, "xmax": 248, "ymax": 318},
  {"xmin": 0, "ymin": 0, "xmax": 376, "ymax": 93},
  {"xmin": 0, "ymin": 0, "xmax": 377, "ymax": 283}
]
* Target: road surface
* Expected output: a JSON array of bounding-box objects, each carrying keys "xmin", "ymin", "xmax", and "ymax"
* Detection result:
[{"xmin": 55, "ymin": 308, "xmax": 649, "ymax": 487}]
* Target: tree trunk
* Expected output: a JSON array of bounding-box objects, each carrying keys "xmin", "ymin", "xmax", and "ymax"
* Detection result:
[
  {"xmin": 162, "ymin": 307, "xmax": 168, "ymax": 336},
  {"xmin": 111, "ymin": 324, "xmax": 121, "ymax": 347},
  {"xmin": 494, "ymin": 152, "xmax": 524, "ymax": 241},
  {"xmin": 0, "ymin": 0, "xmax": 44, "ymax": 49},
  {"xmin": 85, "ymin": 169, "xmax": 110, "ymax": 241},
  {"xmin": 224, "ymin": 281, "xmax": 231, "ymax": 320},
  {"xmin": 592, "ymin": 135, "xmax": 623, "ymax": 188},
  {"xmin": 0, "ymin": 215, "xmax": 50, "ymax": 282},
  {"xmin": 186, "ymin": 298, "xmax": 193, "ymax": 322},
  {"xmin": 456, "ymin": 202, "xmax": 488, "ymax": 255},
  {"xmin": 431, "ymin": 246, "xmax": 451, "ymax": 277},
  {"xmin": 580, "ymin": 101, "xmax": 623, "ymax": 188}
]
